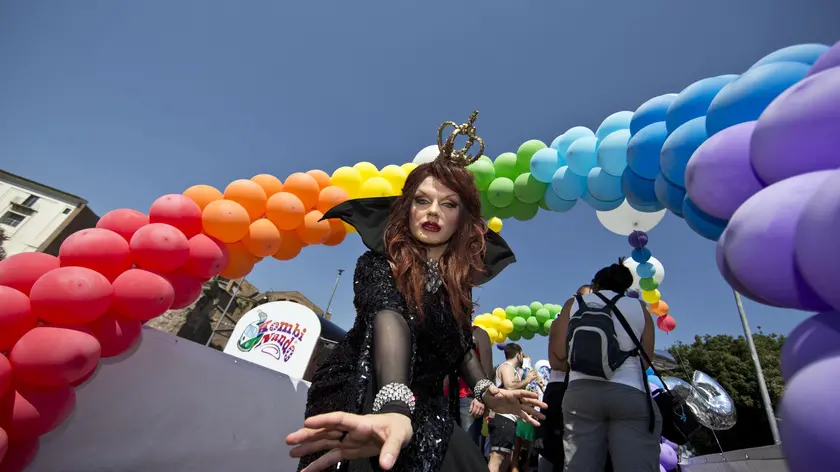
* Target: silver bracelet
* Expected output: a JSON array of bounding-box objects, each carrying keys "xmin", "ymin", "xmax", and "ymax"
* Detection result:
[
  {"xmin": 473, "ymin": 379, "xmax": 494, "ymax": 404},
  {"xmin": 372, "ymin": 382, "xmax": 416, "ymax": 414}
]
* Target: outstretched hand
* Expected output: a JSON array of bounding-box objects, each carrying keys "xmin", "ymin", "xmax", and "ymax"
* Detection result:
[
  {"xmin": 482, "ymin": 386, "xmax": 547, "ymax": 426},
  {"xmin": 286, "ymin": 412, "xmax": 413, "ymax": 472}
]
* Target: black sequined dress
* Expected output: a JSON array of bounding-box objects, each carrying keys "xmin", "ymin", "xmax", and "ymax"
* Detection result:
[{"xmin": 298, "ymin": 251, "xmax": 489, "ymax": 472}]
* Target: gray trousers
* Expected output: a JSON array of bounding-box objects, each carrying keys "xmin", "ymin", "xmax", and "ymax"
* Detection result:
[{"xmin": 562, "ymin": 380, "xmax": 662, "ymax": 472}]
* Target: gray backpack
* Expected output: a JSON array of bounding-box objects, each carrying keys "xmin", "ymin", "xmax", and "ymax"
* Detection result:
[{"xmin": 566, "ymin": 292, "xmax": 638, "ymax": 379}]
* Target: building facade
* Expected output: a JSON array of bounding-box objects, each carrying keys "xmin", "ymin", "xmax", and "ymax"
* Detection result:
[{"xmin": 0, "ymin": 170, "xmax": 99, "ymax": 257}]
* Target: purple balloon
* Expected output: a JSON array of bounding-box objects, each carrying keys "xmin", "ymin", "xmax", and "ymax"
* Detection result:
[
  {"xmin": 659, "ymin": 466, "xmax": 666, "ymax": 472},
  {"xmin": 795, "ymin": 169, "xmax": 840, "ymax": 311},
  {"xmin": 751, "ymin": 67, "xmax": 840, "ymax": 186},
  {"xmin": 715, "ymin": 227, "xmax": 781, "ymax": 307},
  {"xmin": 628, "ymin": 230, "xmax": 649, "ymax": 248},
  {"xmin": 780, "ymin": 355, "xmax": 840, "ymax": 471},
  {"xmin": 495, "ymin": 343, "xmax": 506, "ymax": 351},
  {"xmin": 685, "ymin": 121, "xmax": 765, "ymax": 220},
  {"xmin": 722, "ymin": 171, "xmax": 834, "ymax": 311},
  {"xmin": 627, "ymin": 290, "xmax": 640, "ymax": 299},
  {"xmin": 807, "ymin": 41, "xmax": 840, "ymax": 77},
  {"xmin": 660, "ymin": 443, "xmax": 679, "ymax": 470},
  {"xmin": 662, "ymin": 438, "xmax": 679, "ymax": 452},
  {"xmin": 782, "ymin": 312, "xmax": 840, "ymax": 381}
]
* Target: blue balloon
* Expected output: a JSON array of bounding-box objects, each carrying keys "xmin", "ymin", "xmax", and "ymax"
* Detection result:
[
  {"xmin": 552, "ymin": 127, "xmax": 594, "ymax": 157},
  {"xmin": 567, "ymin": 136, "xmax": 599, "ymax": 176},
  {"xmin": 645, "ymin": 367, "xmax": 655, "ymax": 377},
  {"xmin": 627, "ymin": 122, "xmax": 668, "ymax": 180},
  {"xmin": 530, "ymin": 147, "xmax": 562, "ymax": 183},
  {"xmin": 660, "ymin": 116, "xmax": 708, "ymax": 187},
  {"xmin": 542, "ymin": 186, "xmax": 577, "ymax": 212},
  {"xmin": 630, "ymin": 94, "xmax": 678, "ymax": 136},
  {"xmin": 648, "ymin": 375, "xmax": 664, "ymax": 390},
  {"xmin": 654, "ymin": 173, "xmax": 686, "ymax": 218},
  {"xmin": 666, "ymin": 75, "xmax": 738, "ymax": 134},
  {"xmin": 636, "ymin": 262, "xmax": 656, "ymax": 278},
  {"xmin": 581, "ymin": 191, "xmax": 623, "ymax": 211},
  {"xmin": 587, "ymin": 167, "xmax": 624, "ymax": 202},
  {"xmin": 750, "ymin": 43, "xmax": 830, "ymax": 69},
  {"xmin": 597, "ymin": 129, "xmax": 631, "ymax": 177},
  {"xmin": 551, "ymin": 166, "xmax": 587, "ymax": 200},
  {"xmin": 622, "ymin": 168, "xmax": 661, "ymax": 210},
  {"xmin": 631, "ymin": 247, "xmax": 652, "ymax": 263},
  {"xmin": 706, "ymin": 62, "xmax": 810, "ymax": 137},
  {"xmin": 683, "ymin": 197, "xmax": 728, "ymax": 241},
  {"xmin": 596, "ymin": 111, "xmax": 634, "ymax": 141}
]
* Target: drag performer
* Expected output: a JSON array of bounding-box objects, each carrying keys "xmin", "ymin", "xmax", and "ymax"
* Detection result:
[{"xmin": 287, "ymin": 112, "xmax": 546, "ymax": 472}]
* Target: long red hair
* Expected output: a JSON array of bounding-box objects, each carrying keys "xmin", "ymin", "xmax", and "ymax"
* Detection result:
[{"xmin": 384, "ymin": 160, "xmax": 487, "ymax": 329}]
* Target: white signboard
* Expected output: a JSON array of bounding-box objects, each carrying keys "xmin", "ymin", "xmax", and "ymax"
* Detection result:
[{"xmin": 223, "ymin": 301, "xmax": 321, "ymax": 381}]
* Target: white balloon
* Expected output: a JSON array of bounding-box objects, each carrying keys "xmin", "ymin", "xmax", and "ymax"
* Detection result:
[
  {"xmin": 413, "ymin": 144, "xmax": 439, "ymax": 164},
  {"xmin": 623, "ymin": 255, "xmax": 665, "ymax": 291},
  {"xmin": 596, "ymin": 200, "xmax": 667, "ymax": 236}
]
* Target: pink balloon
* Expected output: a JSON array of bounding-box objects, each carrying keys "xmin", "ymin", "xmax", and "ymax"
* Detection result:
[
  {"xmin": 58, "ymin": 228, "xmax": 132, "ymax": 281},
  {"xmin": 9, "ymin": 326, "xmax": 101, "ymax": 388},
  {"xmin": 111, "ymin": 269, "xmax": 174, "ymax": 321},
  {"xmin": 0, "ymin": 384, "xmax": 75, "ymax": 440},
  {"xmin": 164, "ymin": 271, "xmax": 204, "ymax": 310},
  {"xmin": 149, "ymin": 194, "xmax": 203, "ymax": 239},
  {"xmin": 96, "ymin": 208, "xmax": 149, "ymax": 242},
  {"xmin": 657, "ymin": 315, "xmax": 676, "ymax": 333},
  {"xmin": 183, "ymin": 234, "xmax": 229, "ymax": 279},
  {"xmin": 129, "ymin": 223, "xmax": 190, "ymax": 273},
  {"xmin": 29, "ymin": 267, "xmax": 113, "ymax": 325},
  {"xmin": 0, "ymin": 355, "xmax": 11, "ymax": 400},
  {"xmin": 0, "ymin": 426, "xmax": 7, "ymax": 465},
  {"xmin": 86, "ymin": 313, "xmax": 142, "ymax": 358},
  {"xmin": 0, "ymin": 253, "xmax": 59, "ymax": 296},
  {"xmin": 0, "ymin": 437, "xmax": 38, "ymax": 472},
  {"xmin": 0, "ymin": 287, "xmax": 37, "ymax": 352}
]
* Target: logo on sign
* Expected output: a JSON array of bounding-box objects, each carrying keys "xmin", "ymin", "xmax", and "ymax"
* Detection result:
[{"xmin": 237, "ymin": 310, "xmax": 307, "ymax": 362}]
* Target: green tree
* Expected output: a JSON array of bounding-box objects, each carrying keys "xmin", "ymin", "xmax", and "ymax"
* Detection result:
[
  {"xmin": 0, "ymin": 227, "xmax": 7, "ymax": 261},
  {"xmin": 666, "ymin": 332, "xmax": 784, "ymax": 455}
]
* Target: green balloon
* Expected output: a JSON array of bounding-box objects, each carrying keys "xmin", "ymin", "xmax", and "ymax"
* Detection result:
[
  {"xmin": 521, "ymin": 330, "xmax": 535, "ymax": 340},
  {"xmin": 494, "ymin": 201, "xmax": 516, "ymax": 220},
  {"xmin": 535, "ymin": 308, "xmax": 550, "ymax": 324},
  {"xmin": 525, "ymin": 316, "xmax": 539, "ymax": 332},
  {"xmin": 494, "ymin": 152, "xmax": 520, "ymax": 180},
  {"xmin": 509, "ymin": 200, "xmax": 539, "ymax": 221},
  {"xmin": 479, "ymin": 192, "xmax": 497, "ymax": 219},
  {"xmin": 512, "ymin": 317, "xmax": 527, "ymax": 332},
  {"xmin": 517, "ymin": 306, "xmax": 531, "ymax": 318},
  {"xmin": 538, "ymin": 195, "xmax": 550, "ymax": 211},
  {"xmin": 544, "ymin": 319, "xmax": 554, "ymax": 332},
  {"xmin": 538, "ymin": 326, "xmax": 550, "ymax": 337},
  {"xmin": 477, "ymin": 155, "xmax": 493, "ymax": 164},
  {"xmin": 516, "ymin": 140, "xmax": 547, "ymax": 174},
  {"xmin": 529, "ymin": 301, "xmax": 543, "ymax": 314},
  {"xmin": 507, "ymin": 332, "xmax": 521, "ymax": 341},
  {"xmin": 505, "ymin": 305, "xmax": 518, "ymax": 320},
  {"xmin": 487, "ymin": 177, "xmax": 515, "ymax": 208},
  {"xmin": 467, "ymin": 159, "xmax": 496, "ymax": 191},
  {"xmin": 639, "ymin": 277, "xmax": 659, "ymax": 291},
  {"xmin": 545, "ymin": 304, "xmax": 560, "ymax": 316},
  {"xmin": 514, "ymin": 173, "xmax": 547, "ymax": 204}
]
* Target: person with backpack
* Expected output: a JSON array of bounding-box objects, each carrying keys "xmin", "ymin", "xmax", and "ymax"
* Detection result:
[{"xmin": 553, "ymin": 259, "xmax": 661, "ymax": 472}]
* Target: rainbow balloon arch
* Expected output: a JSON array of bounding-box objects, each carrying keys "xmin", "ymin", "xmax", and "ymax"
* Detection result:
[{"xmin": 0, "ymin": 40, "xmax": 839, "ymax": 471}]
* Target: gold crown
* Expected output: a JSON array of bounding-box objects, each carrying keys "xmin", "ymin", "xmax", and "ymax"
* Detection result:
[{"xmin": 436, "ymin": 110, "xmax": 485, "ymax": 167}]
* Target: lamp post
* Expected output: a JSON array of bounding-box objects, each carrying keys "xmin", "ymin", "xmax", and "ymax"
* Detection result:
[{"xmin": 324, "ymin": 269, "xmax": 345, "ymax": 318}]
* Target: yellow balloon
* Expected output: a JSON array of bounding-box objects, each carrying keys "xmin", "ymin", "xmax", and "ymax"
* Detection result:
[
  {"xmin": 494, "ymin": 332, "xmax": 507, "ymax": 344},
  {"xmin": 484, "ymin": 327, "xmax": 499, "ymax": 341},
  {"xmin": 492, "ymin": 307, "xmax": 506, "ymax": 320},
  {"xmin": 401, "ymin": 162, "xmax": 418, "ymax": 175},
  {"xmin": 499, "ymin": 319, "xmax": 514, "ymax": 335},
  {"xmin": 488, "ymin": 217, "xmax": 503, "ymax": 233},
  {"xmin": 331, "ymin": 166, "xmax": 363, "ymax": 199},
  {"xmin": 380, "ymin": 165, "xmax": 408, "ymax": 194},
  {"xmin": 343, "ymin": 221, "xmax": 357, "ymax": 234},
  {"xmin": 353, "ymin": 162, "xmax": 379, "ymax": 181},
  {"xmin": 642, "ymin": 289, "xmax": 662, "ymax": 304},
  {"xmin": 484, "ymin": 315, "xmax": 500, "ymax": 330},
  {"xmin": 360, "ymin": 176, "xmax": 394, "ymax": 198}
]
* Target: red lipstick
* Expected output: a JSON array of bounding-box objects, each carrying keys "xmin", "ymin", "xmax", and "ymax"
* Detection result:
[{"xmin": 421, "ymin": 222, "xmax": 441, "ymax": 232}]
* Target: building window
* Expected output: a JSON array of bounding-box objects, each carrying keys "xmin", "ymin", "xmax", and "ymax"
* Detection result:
[
  {"xmin": 63, "ymin": 208, "xmax": 71, "ymax": 214},
  {"xmin": 22, "ymin": 195, "xmax": 39, "ymax": 207},
  {"xmin": 0, "ymin": 211, "xmax": 25, "ymax": 227}
]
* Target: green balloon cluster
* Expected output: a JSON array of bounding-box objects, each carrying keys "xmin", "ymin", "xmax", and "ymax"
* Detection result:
[
  {"xmin": 467, "ymin": 140, "xmax": 548, "ymax": 222},
  {"xmin": 502, "ymin": 301, "xmax": 561, "ymax": 339}
]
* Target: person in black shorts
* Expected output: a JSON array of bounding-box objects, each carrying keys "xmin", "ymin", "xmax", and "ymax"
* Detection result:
[{"xmin": 488, "ymin": 343, "xmax": 538, "ymax": 472}]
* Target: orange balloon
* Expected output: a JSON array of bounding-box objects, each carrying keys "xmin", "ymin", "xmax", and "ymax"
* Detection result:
[
  {"xmin": 266, "ymin": 192, "xmax": 306, "ymax": 231},
  {"xmin": 202, "ymin": 200, "xmax": 251, "ymax": 243},
  {"xmin": 650, "ymin": 300, "xmax": 670, "ymax": 317},
  {"xmin": 272, "ymin": 231, "xmax": 305, "ymax": 261},
  {"xmin": 306, "ymin": 170, "xmax": 332, "ymax": 191},
  {"xmin": 323, "ymin": 219, "xmax": 347, "ymax": 246},
  {"xmin": 251, "ymin": 174, "xmax": 284, "ymax": 198},
  {"xmin": 316, "ymin": 186, "xmax": 350, "ymax": 214},
  {"xmin": 183, "ymin": 185, "xmax": 223, "ymax": 211},
  {"xmin": 224, "ymin": 179, "xmax": 268, "ymax": 221},
  {"xmin": 283, "ymin": 172, "xmax": 320, "ymax": 210},
  {"xmin": 241, "ymin": 219, "xmax": 282, "ymax": 257},
  {"xmin": 220, "ymin": 243, "xmax": 256, "ymax": 279},
  {"xmin": 297, "ymin": 211, "xmax": 331, "ymax": 245}
]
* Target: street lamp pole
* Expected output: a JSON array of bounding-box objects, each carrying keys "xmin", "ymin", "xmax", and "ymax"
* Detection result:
[{"xmin": 324, "ymin": 269, "xmax": 345, "ymax": 318}]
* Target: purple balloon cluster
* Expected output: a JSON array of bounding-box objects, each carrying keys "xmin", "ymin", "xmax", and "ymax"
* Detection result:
[{"xmin": 659, "ymin": 438, "xmax": 679, "ymax": 471}]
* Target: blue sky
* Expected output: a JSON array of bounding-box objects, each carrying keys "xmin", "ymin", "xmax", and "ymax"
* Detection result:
[{"xmin": 1, "ymin": 1, "xmax": 837, "ymax": 365}]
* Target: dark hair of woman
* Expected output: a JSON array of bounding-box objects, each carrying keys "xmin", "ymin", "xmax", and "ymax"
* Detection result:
[
  {"xmin": 383, "ymin": 159, "xmax": 487, "ymax": 328},
  {"xmin": 591, "ymin": 257, "xmax": 634, "ymax": 294}
]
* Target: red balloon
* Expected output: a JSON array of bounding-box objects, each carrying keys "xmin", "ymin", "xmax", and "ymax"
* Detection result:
[
  {"xmin": 129, "ymin": 223, "xmax": 190, "ymax": 273},
  {"xmin": 86, "ymin": 313, "xmax": 142, "ymax": 358},
  {"xmin": 0, "ymin": 253, "xmax": 59, "ymax": 296},
  {"xmin": 0, "ymin": 426, "xmax": 7, "ymax": 465},
  {"xmin": 0, "ymin": 437, "xmax": 38, "ymax": 472},
  {"xmin": 29, "ymin": 267, "xmax": 113, "ymax": 325},
  {"xmin": 149, "ymin": 194, "xmax": 203, "ymax": 239},
  {"xmin": 0, "ymin": 384, "xmax": 75, "ymax": 440},
  {"xmin": 183, "ymin": 234, "xmax": 229, "ymax": 279},
  {"xmin": 69, "ymin": 364, "xmax": 97, "ymax": 387},
  {"xmin": 0, "ymin": 287, "xmax": 37, "ymax": 352},
  {"xmin": 58, "ymin": 228, "xmax": 132, "ymax": 281},
  {"xmin": 0, "ymin": 355, "xmax": 10, "ymax": 400},
  {"xmin": 657, "ymin": 314, "xmax": 677, "ymax": 333},
  {"xmin": 10, "ymin": 326, "xmax": 101, "ymax": 388},
  {"xmin": 96, "ymin": 208, "xmax": 149, "ymax": 242},
  {"xmin": 164, "ymin": 271, "xmax": 204, "ymax": 310},
  {"xmin": 110, "ymin": 269, "xmax": 174, "ymax": 321}
]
